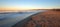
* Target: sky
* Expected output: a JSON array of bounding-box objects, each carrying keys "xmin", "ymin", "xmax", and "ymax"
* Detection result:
[{"xmin": 0, "ymin": 0, "xmax": 60, "ymax": 10}]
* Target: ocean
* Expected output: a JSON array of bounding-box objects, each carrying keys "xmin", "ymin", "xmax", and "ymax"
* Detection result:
[{"xmin": 0, "ymin": 10, "xmax": 46, "ymax": 27}]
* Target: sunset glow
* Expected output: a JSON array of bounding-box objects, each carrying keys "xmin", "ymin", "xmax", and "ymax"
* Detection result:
[{"xmin": 0, "ymin": 0, "xmax": 60, "ymax": 10}]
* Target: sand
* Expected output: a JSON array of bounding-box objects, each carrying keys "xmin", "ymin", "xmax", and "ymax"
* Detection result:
[
  {"xmin": 12, "ymin": 9, "xmax": 60, "ymax": 27},
  {"xmin": 24, "ymin": 10, "xmax": 60, "ymax": 27}
]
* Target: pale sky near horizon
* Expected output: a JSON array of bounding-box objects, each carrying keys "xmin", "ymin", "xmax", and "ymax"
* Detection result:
[{"xmin": 0, "ymin": 0, "xmax": 60, "ymax": 10}]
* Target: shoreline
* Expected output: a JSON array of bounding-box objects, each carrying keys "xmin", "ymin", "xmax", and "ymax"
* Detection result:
[{"xmin": 12, "ymin": 10, "xmax": 47, "ymax": 27}]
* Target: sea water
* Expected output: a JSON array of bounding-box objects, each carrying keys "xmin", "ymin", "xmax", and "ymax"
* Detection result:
[{"xmin": 0, "ymin": 10, "xmax": 46, "ymax": 27}]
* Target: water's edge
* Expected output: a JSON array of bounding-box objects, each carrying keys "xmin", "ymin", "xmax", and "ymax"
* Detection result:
[{"xmin": 12, "ymin": 12, "xmax": 44, "ymax": 27}]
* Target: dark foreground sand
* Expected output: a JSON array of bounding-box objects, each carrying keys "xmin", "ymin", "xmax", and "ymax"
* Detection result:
[{"xmin": 12, "ymin": 9, "xmax": 60, "ymax": 27}]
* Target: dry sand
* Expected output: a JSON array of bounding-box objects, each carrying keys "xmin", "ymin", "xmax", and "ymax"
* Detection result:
[{"xmin": 24, "ymin": 9, "xmax": 60, "ymax": 27}]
